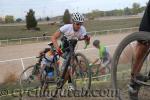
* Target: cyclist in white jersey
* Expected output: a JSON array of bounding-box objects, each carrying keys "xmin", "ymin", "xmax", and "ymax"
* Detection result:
[{"xmin": 51, "ymin": 12, "xmax": 90, "ymax": 91}]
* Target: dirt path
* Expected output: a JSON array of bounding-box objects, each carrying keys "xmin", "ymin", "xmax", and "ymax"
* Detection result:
[{"xmin": 0, "ymin": 32, "xmax": 131, "ymax": 83}]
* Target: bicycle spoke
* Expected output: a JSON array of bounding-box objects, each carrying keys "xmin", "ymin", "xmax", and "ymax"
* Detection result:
[{"xmin": 71, "ymin": 53, "xmax": 90, "ymax": 90}]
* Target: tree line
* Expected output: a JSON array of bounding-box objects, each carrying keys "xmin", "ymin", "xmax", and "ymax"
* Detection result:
[
  {"xmin": 86, "ymin": 3, "xmax": 146, "ymax": 19},
  {"xmin": 0, "ymin": 2, "xmax": 146, "ymax": 31}
]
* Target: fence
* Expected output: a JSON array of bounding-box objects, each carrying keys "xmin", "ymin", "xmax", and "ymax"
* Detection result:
[
  {"xmin": 0, "ymin": 27, "xmax": 138, "ymax": 46},
  {"xmin": 0, "ymin": 36, "xmax": 51, "ymax": 46}
]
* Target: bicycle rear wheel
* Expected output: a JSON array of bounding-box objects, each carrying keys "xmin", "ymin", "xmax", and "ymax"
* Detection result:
[
  {"xmin": 72, "ymin": 52, "xmax": 91, "ymax": 90},
  {"xmin": 112, "ymin": 32, "xmax": 150, "ymax": 100}
]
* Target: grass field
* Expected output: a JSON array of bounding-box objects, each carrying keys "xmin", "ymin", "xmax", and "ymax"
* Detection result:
[{"xmin": 0, "ymin": 18, "xmax": 141, "ymax": 40}]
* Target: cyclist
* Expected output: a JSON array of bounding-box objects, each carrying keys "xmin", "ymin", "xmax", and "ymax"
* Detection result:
[
  {"xmin": 28, "ymin": 42, "xmax": 60, "ymax": 84},
  {"xmin": 51, "ymin": 12, "xmax": 90, "ymax": 91},
  {"xmin": 128, "ymin": 1, "xmax": 150, "ymax": 100},
  {"xmin": 35, "ymin": 43, "xmax": 60, "ymax": 81},
  {"xmin": 40, "ymin": 45, "xmax": 60, "ymax": 80},
  {"xmin": 90, "ymin": 40, "xmax": 111, "ymax": 80}
]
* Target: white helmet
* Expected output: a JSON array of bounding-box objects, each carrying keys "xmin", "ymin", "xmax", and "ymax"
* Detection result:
[{"xmin": 72, "ymin": 12, "xmax": 84, "ymax": 23}]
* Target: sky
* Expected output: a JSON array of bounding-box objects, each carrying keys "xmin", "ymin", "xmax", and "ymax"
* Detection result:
[{"xmin": 0, "ymin": 0, "xmax": 148, "ymax": 19}]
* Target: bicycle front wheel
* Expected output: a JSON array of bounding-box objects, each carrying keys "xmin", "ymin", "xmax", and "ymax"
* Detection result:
[
  {"xmin": 19, "ymin": 64, "xmax": 41, "ymax": 90},
  {"xmin": 72, "ymin": 52, "xmax": 91, "ymax": 90},
  {"xmin": 112, "ymin": 32, "xmax": 150, "ymax": 100}
]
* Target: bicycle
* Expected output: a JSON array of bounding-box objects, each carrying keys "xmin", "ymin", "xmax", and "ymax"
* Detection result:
[
  {"xmin": 91, "ymin": 60, "xmax": 111, "ymax": 81},
  {"xmin": 19, "ymin": 39, "xmax": 91, "ymax": 97},
  {"xmin": 111, "ymin": 32, "xmax": 150, "ymax": 100},
  {"xmin": 19, "ymin": 42, "xmax": 60, "ymax": 96},
  {"xmin": 53, "ymin": 37, "xmax": 91, "ymax": 97}
]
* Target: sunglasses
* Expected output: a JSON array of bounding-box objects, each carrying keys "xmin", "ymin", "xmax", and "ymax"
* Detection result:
[{"xmin": 74, "ymin": 22, "xmax": 83, "ymax": 26}]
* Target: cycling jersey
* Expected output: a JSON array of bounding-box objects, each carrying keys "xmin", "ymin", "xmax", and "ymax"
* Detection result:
[
  {"xmin": 98, "ymin": 44, "xmax": 110, "ymax": 63},
  {"xmin": 41, "ymin": 50, "xmax": 54, "ymax": 66},
  {"xmin": 59, "ymin": 24, "xmax": 87, "ymax": 72},
  {"xmin": 41, "ymin": 50, "xmax": 59, "ymax": 66},
  {"xmin": 98, "ymin": 44, "xmax": 111, "ymax": 68},
  {"xmin": 59, "ymin": 24, "xmax": 87, "ymax": 40}
]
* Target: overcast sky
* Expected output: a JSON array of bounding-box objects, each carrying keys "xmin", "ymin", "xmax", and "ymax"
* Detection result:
[{"xmin": 0, "ymin": 0, "xmax": 148, "ymax": 18}]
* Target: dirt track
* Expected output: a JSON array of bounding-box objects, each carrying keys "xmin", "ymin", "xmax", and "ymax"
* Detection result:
[
  {"xmin": 0, "ymin": 32, "xmax": 131, "ymax": 83},
  {"xmin": 1, "ymin": 32, "xmax": 150, "ymax": 100},
  {"xmin": 0, "ymin": 33, "xmax": 131, "ymax": 60}
]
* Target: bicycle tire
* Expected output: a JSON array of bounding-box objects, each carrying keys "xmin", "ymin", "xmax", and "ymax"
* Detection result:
[
  {"xmin": 111, "ymin": 31, "xmax": 150, "ymax": 100},
  {"xmin": 74, "ymin": 52, "xmax": 91, "ymax": 90},
  {"xmin": 19, "ymin": 65, "xmax": 41, "ymax": 89}
]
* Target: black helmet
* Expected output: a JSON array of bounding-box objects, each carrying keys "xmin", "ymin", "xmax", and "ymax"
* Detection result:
[{"xmin": 93, "ymin": 40, "xmax": 100, "ymax": 47}]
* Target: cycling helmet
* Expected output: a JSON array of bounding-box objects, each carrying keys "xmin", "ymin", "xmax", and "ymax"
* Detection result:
[
  {"xmin": 93, "ymin": 40, "xmax": 100, "ymax": 47},
  {"xmin": 72, "ymin": 12, "xmax": 84, "ymax": 23}
]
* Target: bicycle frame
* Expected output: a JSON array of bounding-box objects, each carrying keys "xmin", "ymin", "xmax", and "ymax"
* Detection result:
[{"xmin": 58, "ymin": 39, "xmax": 77, "ymax": 88}]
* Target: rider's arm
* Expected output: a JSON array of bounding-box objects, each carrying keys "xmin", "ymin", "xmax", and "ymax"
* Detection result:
[
  {"xmin": 51, "ymin": 31, "xmax": 61, "ymax": 50},
  {"xmin": 78, "ymin": 35, "xmax": 89, "ymax": 40},
  {"xmin": 78, "ymin": 26, "xmax": 90, "ymax": 42},
  {"xmin": 51, "ymin": 25, "xmax": 68, "ymax": 50}
]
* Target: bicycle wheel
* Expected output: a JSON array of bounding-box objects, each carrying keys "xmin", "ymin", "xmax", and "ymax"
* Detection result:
[
  {"xmin": 72, "ymin": 52, "xmax": 91, "ymax": 90},
  {"xmin": 19, "ymin": 64, "xmax": 41, "ymax": 90},
  {"xmin": 112, "ymin": 32, "xmax": 150, "ymax": 100},
  {"xmin": 90, "ymin": 64, "xmax": 111, "ymax": 89}
]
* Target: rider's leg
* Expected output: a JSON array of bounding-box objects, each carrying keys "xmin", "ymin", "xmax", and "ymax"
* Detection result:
[
  {"xmin": 101, "ymin": 60, "xmax": 110, "ymax": 74},
  {"xmin": 129, "ymin": 1, "xmax": 150, "ymax": 99},
  {"xmin": 133, "ymin": 0, "xmax": 150, "ymax": 78},
  {"xmin": 40, "ymin": 59, "xmax": 47, "ymax": 80},
  {"xmin": 128, "ymin": 42, "xmax": 149, "ymax": 99},
  {"xmin": 61, "ymin": 58, "xmax": 72, "ymax": 83},
  {"xmin": 61, "ymin": 56, "xmax": 75, "ymax": 91},
  {"xmin": 131, "ymin": 42, "xmax": 150, "ymax": 79},
  {"xmin": 101, "ymin": 60, "xmax": 111, "ymax": 81},
  {"xmin": 67, "ymin": 68, "xmax": 75, "ymax": 91}
]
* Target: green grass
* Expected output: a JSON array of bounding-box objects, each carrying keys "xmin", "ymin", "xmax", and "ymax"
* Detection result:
[
  {"xmin": 84, "ymin": 18, "xmax": 141, "ymax": 32},
  {"xmin": 0, "ymin": 24, "xmax": 58, "ymax": 40},
  {"xmin": 0, "ymin": 18, "xmax": 141, "ymax": 40}
]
